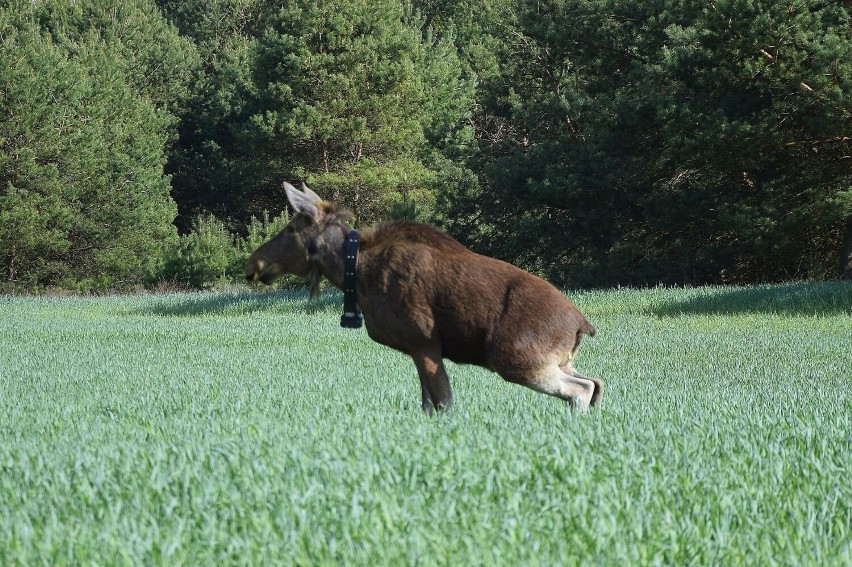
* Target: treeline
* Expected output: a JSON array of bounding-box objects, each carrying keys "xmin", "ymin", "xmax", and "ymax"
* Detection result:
[{"xmin": 1, "ymin": 0, "xmax": 850, "ymax": 292}]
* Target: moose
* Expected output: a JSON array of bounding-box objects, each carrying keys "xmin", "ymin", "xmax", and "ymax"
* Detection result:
[{"xmin": 246, "ymin": 183, "xmax": 603, "ymax": 412}]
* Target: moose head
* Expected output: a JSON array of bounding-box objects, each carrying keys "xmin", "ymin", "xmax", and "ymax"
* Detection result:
[{"xmin": 245, "ymin": 183, "xmax": 352, "ymax": 298}]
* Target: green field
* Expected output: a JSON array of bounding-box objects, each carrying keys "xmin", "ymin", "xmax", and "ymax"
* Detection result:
[{"xmin": 1, "ymin": 283, "xmax": 850, "ymax": 565}]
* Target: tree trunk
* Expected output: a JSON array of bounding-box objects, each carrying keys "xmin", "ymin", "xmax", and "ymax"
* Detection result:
[
  {"xmin": 841, "ymin": 217, "xmax": 852, "ymax": 280},
  {"xmin": 322, "ymin": 140, "xmax": 330, "ymax": 174}
]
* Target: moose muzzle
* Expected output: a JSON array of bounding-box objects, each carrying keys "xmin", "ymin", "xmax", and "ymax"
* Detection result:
[{"xmin": 245, "ymin": 258, "xmax": 266, "ymax": 283}]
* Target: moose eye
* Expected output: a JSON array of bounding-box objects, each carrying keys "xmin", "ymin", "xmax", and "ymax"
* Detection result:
[{"xmin": 286, "ymin": 225, "xmax": 295, "ymax": 234}]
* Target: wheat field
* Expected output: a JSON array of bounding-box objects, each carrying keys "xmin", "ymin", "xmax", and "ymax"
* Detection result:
[{"xmin": 1, "ymin": 283, "xmax": 850, "ymax": 565}]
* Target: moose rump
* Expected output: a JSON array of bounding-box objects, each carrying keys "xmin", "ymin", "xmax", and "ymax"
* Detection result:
[{"xmin": 246, "ymin": 183, "xmax": 603, "ymax": 412}]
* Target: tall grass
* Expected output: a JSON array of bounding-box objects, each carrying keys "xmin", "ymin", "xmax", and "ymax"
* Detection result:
[{"xmin": 1, "ymin": 283, "xmax": 850, "ymax": 565}]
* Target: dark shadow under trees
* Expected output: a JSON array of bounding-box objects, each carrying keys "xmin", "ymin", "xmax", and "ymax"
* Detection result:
[
  {"xmin": 651, "ymin": 282, "xmax": 852, "ymax": 317},
  {"xmin": 141, "ymin": 289, "xmax": 341, "ymax": 318}
]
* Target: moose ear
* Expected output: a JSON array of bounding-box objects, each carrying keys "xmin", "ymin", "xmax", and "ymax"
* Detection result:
[
  {"xmin": 301, "ymin": 183, "xmax": 323, "ymax": 203},
  {"xmin": 283, "ymin": 182, "xmax": 319, "ymax": 220}
]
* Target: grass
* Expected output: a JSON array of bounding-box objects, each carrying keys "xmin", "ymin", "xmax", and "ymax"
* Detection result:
[{"xmin": 1, "ymin": 282, "xmax": 850, "ymax": 565}]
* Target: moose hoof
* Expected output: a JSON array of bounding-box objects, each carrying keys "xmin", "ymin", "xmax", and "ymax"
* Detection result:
[
  {"xmin": 567, "ymin": 396, "xmax": 591, "ymax": 412},
  {"xmin": 590, "ymin": 381, "xmax": 604, "ymax": 406}
]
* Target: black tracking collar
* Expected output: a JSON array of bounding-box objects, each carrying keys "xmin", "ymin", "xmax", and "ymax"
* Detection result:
[{"xmin": 340, "ymin": 230, "xmax": 363, "ymax": 329}]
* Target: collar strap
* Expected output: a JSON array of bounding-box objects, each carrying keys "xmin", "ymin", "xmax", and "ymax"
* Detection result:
[{"xmin": 340, "ymin": 230, "xmax": 363, "ymax": 329}]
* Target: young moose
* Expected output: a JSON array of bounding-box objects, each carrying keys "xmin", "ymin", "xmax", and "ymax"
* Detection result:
[{"xmin": 246, "ymin": 183, "xmax": 603, "ymax": 412}]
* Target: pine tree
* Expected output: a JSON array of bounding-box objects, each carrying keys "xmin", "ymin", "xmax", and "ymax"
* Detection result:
[
  {"xmin": 0, "ymin": 2, "xmax": 189, "ymax": 291},
  {"xmin": 442, "ymin": 0, "xmax": 852, "ymax": 285},
  {"xmin": 160, "ymin": 0, "xmax": 474, "ymax": 227}
]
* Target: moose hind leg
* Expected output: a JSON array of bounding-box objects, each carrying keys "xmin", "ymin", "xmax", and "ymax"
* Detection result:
[
  {"xmin": 411, "ymin": 349, "xmax": 453, "ymax": 413},
  {"xmin": 563, "ymin": 365, "xmax": 604, "ymax": 407},
  {"xmin": 502, "ymin": 364, "xmax": 595, "ymax": 410}
]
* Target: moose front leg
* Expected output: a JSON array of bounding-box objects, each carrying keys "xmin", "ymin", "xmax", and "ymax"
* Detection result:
[{"xmin": 411, "ymin": 349, "xmax": 453, "ymax": 413}]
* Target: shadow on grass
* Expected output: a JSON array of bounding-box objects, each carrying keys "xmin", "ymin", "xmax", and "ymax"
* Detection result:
[
  {"xmin": 652, "ymin": 281, "xmax": 852, "ymax": 317},
  {"xmin": 143, "ymin": 288, "xmax": 342, "ymax": 317},
  {"xmin": 140, "ymin": 282, "xmax": 851, "ymax": 319}
]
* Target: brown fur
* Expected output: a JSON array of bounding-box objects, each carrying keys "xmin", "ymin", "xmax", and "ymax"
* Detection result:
[{"xmin": 247, "ymin": 184, "xmax": 603, "ymax": 412}]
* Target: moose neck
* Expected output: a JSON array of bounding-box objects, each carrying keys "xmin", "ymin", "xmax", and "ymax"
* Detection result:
[{"xmin": 310, "ymin": 222, "xmax": 353, "ymax": 291}]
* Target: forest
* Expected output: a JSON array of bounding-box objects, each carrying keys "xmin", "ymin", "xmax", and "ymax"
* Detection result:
[{"xmin": 1, "ymin": 0, "xmax": 851, "ymax": 292}]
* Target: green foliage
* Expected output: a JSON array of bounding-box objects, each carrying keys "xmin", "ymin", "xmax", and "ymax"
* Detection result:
[
  {"xmin": 239, "ymin": 209, "xmax": 291, "ymax": 256},
  {"xmin": 161, "ymin": 0, "xmax": 475, "ymax": 227},
  {"xmin": 155, "ymin": 0, "xmax": 272, "ymax": 226},
  {"xmin": 34, "ymin": 0, "xmax": 201, "ymax": 128},
  {"xmin": 2, "ymin": 0, "xmax": 850, "ymax": 292},
  {"xmin": 440, "ymin": 0, "xmax": 852, "ymax": 286},
  {"xmin": 159, "ymin": 211, "xmax": 291, "ymax": 289},
  {"xmin": 307, "ymin": 157, "xmax": 436, "ymax": 223},
  {"xmin": 0, "ymin": 4, "xmax": 181, "ymax": 292},
  {"xmin": 1, "ymin": 283, "xmax": 850, "ymax": 562},
  {"xmin": 160, "ymin": 215, "xmax": 240, "ymax": 289}
]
